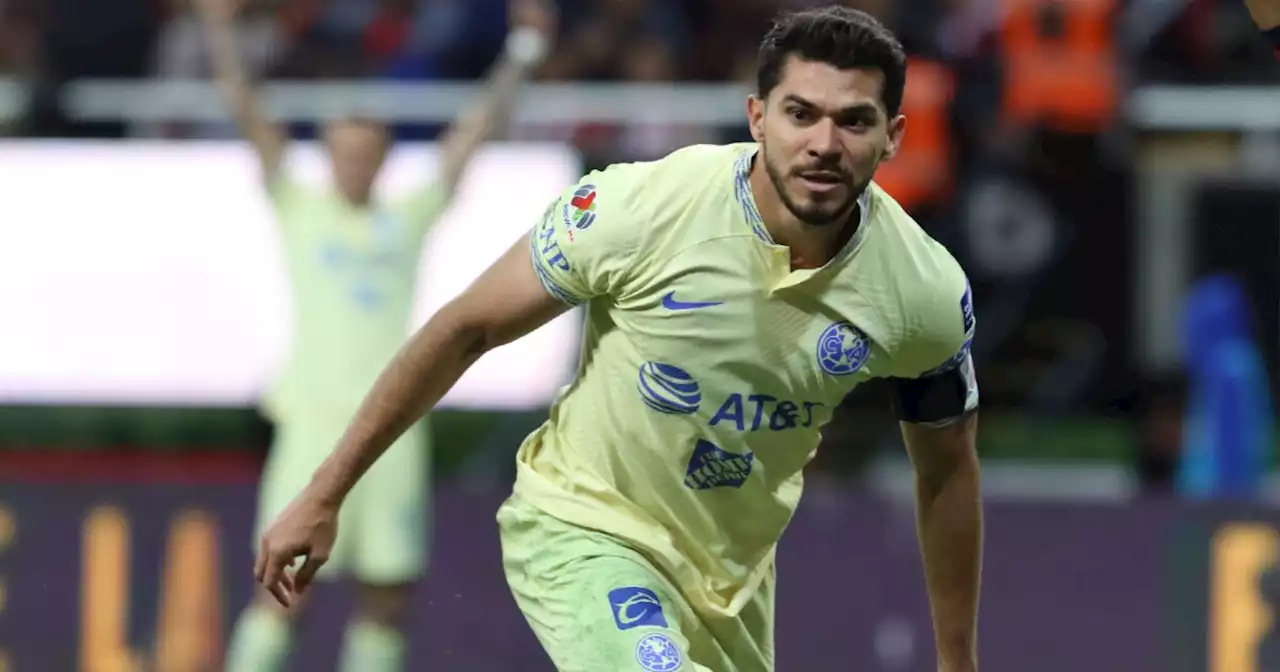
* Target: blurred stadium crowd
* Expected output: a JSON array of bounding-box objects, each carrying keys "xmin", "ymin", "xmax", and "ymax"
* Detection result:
[
  {"xmin": 2, "ymin": 0, "xmax": 1276, "ymax": 135},
  {"xmin": 0, "ymin": 0, "xmax": 1278, "ymax": 491},
  {"xmin": 2, "ymin": 3, "xmax": 1280, "ymax": 670}
]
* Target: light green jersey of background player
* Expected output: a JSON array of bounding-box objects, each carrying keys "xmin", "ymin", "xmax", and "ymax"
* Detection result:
[
  {"xmin": 521, "ymin": 142, "xmax": 977, "ymax": 619},
  {"xmin": 262, "ymin": 177, "xmax": 447, "ymax": 419}
]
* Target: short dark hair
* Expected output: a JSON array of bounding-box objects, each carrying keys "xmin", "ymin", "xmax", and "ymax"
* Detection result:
[{"xmin": 756, "ymin": 6, "xmax": 908, "ymax": 117}]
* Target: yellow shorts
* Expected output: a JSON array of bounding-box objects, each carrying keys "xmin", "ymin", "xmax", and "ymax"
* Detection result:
[
  {"xmin": 497, "ymin": 496, "xmax": 775, "ymax": 672},
  {"xmin": 255, "ymin": 410, "xmax": 430, "ymax": 584}
]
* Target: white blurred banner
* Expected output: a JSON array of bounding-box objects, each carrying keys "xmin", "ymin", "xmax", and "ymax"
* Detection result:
[{"xmin": 0, "ymin": 141, "xmax": 582, "ymax": 409}]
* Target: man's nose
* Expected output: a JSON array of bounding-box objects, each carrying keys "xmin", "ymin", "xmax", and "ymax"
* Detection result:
[{"xmin": 805, "ymin": 117, "xmax": 842, "ymax": 161}]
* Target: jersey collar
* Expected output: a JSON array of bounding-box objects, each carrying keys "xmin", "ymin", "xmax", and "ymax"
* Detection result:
[
  {"xmin": 733, "ymin": 144, "xmax": 872, "ymax": 258},
  {"xmin": 733, "ymin": 146, "xmax": 772, "ymax": 243}
]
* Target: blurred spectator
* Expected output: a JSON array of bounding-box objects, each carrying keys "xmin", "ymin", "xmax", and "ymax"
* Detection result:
[
  {"xmin": 541, "ymin": 0, "xmax": 689, "ymax": 81},
  {"xmin": 0, "ymin": 0, "xmax": 40, "ymax": 77},
  {"xmin": 144, "ymin": 0, "xmax": 288, "ymax": 138},
  {"xmin": 613, "ymin": 33, "xmax": 712, "ymax": 160},
  {"xmin": 1178, "ymin": 275, "xmax": 1276, "ymax": 499},
  {"xmin": 30, "ymin": 0, "xmax": 161, "ymax": 137},
  {"xmin": 517, "ymin": 0, "xmax": 701, "ymax": 163},
  {"xmin": 1139, "ymin": 0, "xmax": 1280, "ymax": 81},
  {"xmin": 152, "ymin": 0, "xmax": 287, "ymax": 83},
  {"xmin": 1134, "ymin": 376, "xmax": 1186, "ymax": 493},
  {"xmin": 363, "ymin": 0, "xmax": 418, "ymax": 67},
  {"xmin": 0, "ymin": 0, "xmax": 39, "ymax": 133},
  {"xmin": 362, "ymin": 0, "xmax": 469, "ymax": 80},
  {"xmin": 687, "ymin": 0, "xmax": 778, "ymax": 82}
]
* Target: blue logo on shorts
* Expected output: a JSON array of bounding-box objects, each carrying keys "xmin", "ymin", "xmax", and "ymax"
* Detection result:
[
  {"xmin": 637, "ymin": 362, "xmax": 701, "ymax": 415},
  {"xmin": 816, "ymin": 321, "xmax": 871, "ymax": 376},
  {"xmin": 635, "ymin": 633, "xmax": 683, "ymax": 672},
  {"xmin": 608, "ymin": 586, "xmax": 668, "ymax": 631}
]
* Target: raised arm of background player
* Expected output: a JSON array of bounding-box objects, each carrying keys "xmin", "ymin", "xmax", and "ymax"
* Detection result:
[
  {"xmin": 195, "ymin": 0, "xmax": 557, "ymax": 195},
  {"xmin": 1245, "ymin": 0, "xmax": 1280, "ymax": 56}
]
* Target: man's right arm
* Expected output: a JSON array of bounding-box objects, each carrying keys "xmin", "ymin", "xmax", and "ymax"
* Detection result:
[
  {"xmin": 197, "ymin": 0, "xmax": 287, "ymax": 182},
  {"xmin": 307, "ymin": 232, "xmax": 570, "ymax": 506},
  {"xmin": 306, "ymin": 172, "xmax": 642, "ymax": 503},
  {"xmin": 256, "ymin": 172, "xmax": 642, "ymax": 598}
]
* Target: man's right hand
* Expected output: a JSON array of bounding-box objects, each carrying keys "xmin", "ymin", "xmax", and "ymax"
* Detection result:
[{"xmin": 254, "ymin": 489, "xmax": 339, "ymax": 608}]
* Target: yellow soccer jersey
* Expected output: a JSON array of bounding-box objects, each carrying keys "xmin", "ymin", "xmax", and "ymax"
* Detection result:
[
  {"xmin": 515, "ymin": 143, "xmax": 978, "ymax": 618},
  {"xmin": 264, "ymin": 175, "xmax": 448, "ymax": 419}
]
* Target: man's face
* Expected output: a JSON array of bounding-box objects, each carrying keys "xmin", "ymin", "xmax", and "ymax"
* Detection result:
[
  {"xmin": 748, "ymin": 56, "xmax": 904, "ymax": 227},
  {"xmin": 324, "ymin": 120, "xmax": 390, "ymax": 204}
]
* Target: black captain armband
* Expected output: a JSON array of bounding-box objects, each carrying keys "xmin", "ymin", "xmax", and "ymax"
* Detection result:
[{"xmin": 889, "ymin": 355, "xmax": 977, "ymax": 425}]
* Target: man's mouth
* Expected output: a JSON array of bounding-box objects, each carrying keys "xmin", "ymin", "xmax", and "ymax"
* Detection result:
[{"xmin": 797, "ymin": 170, "xmax": 844, "ymax": 192}]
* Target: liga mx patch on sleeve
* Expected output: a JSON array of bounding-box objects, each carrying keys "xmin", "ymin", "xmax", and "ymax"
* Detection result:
[
  {"xmin": 608, "ymin": 586, "xmax": 669, "ymax": 630},
  {"xmin": 562, "ymin": 184, "xmax": 598, "ymax": 230}
]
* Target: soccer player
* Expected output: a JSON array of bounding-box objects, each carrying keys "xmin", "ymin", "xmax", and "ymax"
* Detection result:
[
  {"xmin": 256, "ymin": 6, "xmax": 982, "ymax": 672},
  {"xmin": 195, "ymin": 0, "xmax": 556, "ymax": 670},
  {"xmin": 1245, "ymin": 0, "xmax": 1280, "ymax": 57}
]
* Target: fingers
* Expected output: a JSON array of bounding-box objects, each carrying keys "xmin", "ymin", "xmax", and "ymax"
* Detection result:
[
  {"xmin": 292, "ymin": 552, "xmax": 327, "ymax": 595},
  {"xmin": 260, "ymin": 546, "xmax": 287, "ymax": 591},
  {"xmin": 259, "ymin": 552, "xmax": 302, "ymax": 608},
  {"xmin": 256, "ymin": 534, "xmax": 305, "ymax": 608},
  {"xmin": 268, "ymin": 581, "xmax": 293, "ymax": 609}
]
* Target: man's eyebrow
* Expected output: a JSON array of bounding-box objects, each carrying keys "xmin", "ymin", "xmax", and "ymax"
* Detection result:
[{"xmin": 781, "ymin": 94, "xmax": 880, "ymax": 118}]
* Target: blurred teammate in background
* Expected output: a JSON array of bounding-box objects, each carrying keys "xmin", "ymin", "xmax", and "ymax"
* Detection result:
[
  {"xmin": 257, "ymin": 6, "xmax": 981, "ymax": 672},
  {"xmin": 195, "ymin": 0, "xmax": 556, "ymax": 670}
]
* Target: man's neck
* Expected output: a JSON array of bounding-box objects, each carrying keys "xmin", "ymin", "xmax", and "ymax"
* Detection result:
[{"xmin": 748, "ymin": 159, "xmax": 860, "ymax": 270}]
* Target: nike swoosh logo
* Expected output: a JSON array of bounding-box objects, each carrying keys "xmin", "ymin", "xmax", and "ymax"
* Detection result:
[{"xmin": 661, "ymin": 292, "xmax": 723, "ymax": 311}]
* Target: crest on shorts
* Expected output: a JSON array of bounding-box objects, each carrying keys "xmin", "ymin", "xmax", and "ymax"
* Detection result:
[{"xmin": 635, "ymin": 633, "xmax": 683, "ymax": 672}]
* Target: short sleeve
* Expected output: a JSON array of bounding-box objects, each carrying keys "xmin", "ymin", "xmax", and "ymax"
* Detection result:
[
  {"xmin": 529, "ymin": 169, "xmax": 644, "ymax": 305},
  {"xmin": 890, "ymin": 273, "xmax": 980, "ymax": 425}
]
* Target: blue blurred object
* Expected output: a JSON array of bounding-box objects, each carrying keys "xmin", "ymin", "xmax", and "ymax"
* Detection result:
[{"xmin": 1178, "ymin": 274, "xmax": 1275, "ymax": 498}]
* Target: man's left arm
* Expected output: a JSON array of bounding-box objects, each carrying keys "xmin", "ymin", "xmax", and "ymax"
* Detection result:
[
  {"xmin": 889, "ymin": 274, "xmax": 982, "ymax": 672},
  {"xmin": 900, "ymin": 410, "xmax": 981, "ymax": 672}
]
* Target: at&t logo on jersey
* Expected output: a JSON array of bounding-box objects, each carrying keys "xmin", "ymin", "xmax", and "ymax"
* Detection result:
[
  {"xmin": 637, "ymin": 362, "xmax": 701, "ymax": 414},
  {"xmin": 608, "ymin": 586, "xmax": 668, "ymax": 630},
  {"xmin": 684, "ymin": 439, "xmax": 754, "ymax": 490},
  {"xmin": 708, "ymin": 393, "xmax": 825, "ymax": 432},
  {"xmin": 635, "ymin": 633, "xmax": 683, "ymax": 672},
  {"xmin": 561, "ymin": 184, "xmax": 598, "ymax": 230},
  {"xmin": 816, "ymin": 321, "xmax": 871, "ymax": 376}
]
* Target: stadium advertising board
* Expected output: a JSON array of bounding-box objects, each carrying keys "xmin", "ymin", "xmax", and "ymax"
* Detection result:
[
  {"xmin": 3, "ymin": 455, "xmax": 1265, "ymax": 671},
  {"xmin": 0, "ymin": 141, "xmax": 582, "ymax": 409}
]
